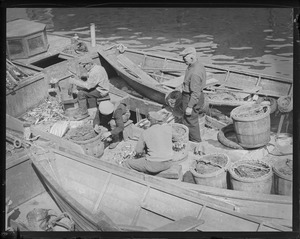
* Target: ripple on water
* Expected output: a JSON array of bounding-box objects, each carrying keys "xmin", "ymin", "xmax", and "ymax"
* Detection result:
[{"xmin": 229, "ymin": 47, "xmax": 253, "ymax": 50}]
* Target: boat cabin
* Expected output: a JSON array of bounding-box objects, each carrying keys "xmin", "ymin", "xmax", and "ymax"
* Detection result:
[{"xmin": 6, "ymin": 19, "xmax": 49, "ymax": 60}]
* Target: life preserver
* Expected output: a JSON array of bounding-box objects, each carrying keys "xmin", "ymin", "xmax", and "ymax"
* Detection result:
[{"xmin": 217, "ymin": 124, "xmax": 244, "ymax": 150}]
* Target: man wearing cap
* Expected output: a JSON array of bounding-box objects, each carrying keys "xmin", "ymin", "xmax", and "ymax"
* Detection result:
[
  {"xmin": 179, "ymin": 47, "xmax": 206, "ymax": 142},
  {"xmin": 93, "ymin": 100, "xmax": 131, "ymax": 149},
  {"xmin": 122, "ymin": 111, "xmax": 173, "ymax": 174},
  {"xmin": 69, "ymin": 56, "xmax": 110, "ymax": 120}
]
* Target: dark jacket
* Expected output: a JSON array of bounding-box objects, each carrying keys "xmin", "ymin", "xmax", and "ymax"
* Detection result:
[
  {"xmin": 182, "ymin": 60, "xmax": 206, "ymax": 109},
  {"xmin": 93, "ymin": 103, "xmax": 129, "ymax": 137}
]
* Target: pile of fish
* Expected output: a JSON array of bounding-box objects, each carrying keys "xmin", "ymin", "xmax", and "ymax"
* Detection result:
[
  {"xmin": 64, "ymin": 124, "xmax": 98, "ymax": 141},
  {"xmin": 20, "ymin": 97, "xmax": 66, "ymax": 125}
]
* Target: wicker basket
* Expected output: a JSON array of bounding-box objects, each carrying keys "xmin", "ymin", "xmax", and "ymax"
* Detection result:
[{"xmin": 70, "ymin": 133, "xmax": 104, "ymax": 158}]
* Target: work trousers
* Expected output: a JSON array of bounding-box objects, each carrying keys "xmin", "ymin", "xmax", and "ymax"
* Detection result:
[
  {"xmin": 77, "ymin": 88, "xmax": 107, "ymax": 112},
  {"xmin": 109, "ymin": 112, "xmax": 131, "ymax": 142},
  {"xmin": 182, "ymin": 92, "xmax": 205, "ymax": 142},
  {"xmin": 122, "ymin": 157, "xmax": 172, "ymax": 174}
]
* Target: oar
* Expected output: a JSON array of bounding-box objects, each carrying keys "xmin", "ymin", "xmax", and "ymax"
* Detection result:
[{"xmin": 277, "ymin": 114, "xmax": 285, "ymax": 135}]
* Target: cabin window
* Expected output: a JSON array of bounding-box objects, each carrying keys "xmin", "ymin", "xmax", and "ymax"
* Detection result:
[
  {"xmin": 28, "ymin": 36, "xmax": 45, "ymax": 54},
  {"xmin": 30, "ymin": 54, "xmax": 67, "ymax": 68},
  {"xmin": 7, "ymin": 39, "xmax": 26, "ymax": 59}
]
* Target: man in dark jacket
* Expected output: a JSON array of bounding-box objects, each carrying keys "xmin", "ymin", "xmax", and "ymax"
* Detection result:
[
  {"xmin": 179, "ymin": 47, "xmax": 207, "ymax": 142},
  {"xmin": 93, "ymin": 100, "xmax": 130, "ymax": 149}
]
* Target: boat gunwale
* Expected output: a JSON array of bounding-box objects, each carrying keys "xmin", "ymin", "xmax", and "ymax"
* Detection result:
[
  {"xmin": 123, "ymin": 48, "xmax": 293, "ymax": 84},
  {"xmin": 6, "ymin": 73, "xmax": 44, "ymax": 96}
]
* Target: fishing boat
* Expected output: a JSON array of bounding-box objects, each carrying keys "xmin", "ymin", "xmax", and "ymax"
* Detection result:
[
  {"xmin": 97, "ymin": 45, "xmax": 293, "ymax": 107},
  {"xmin": 27, "ymin": 144, "xmax": 290, "ymax": 232}
]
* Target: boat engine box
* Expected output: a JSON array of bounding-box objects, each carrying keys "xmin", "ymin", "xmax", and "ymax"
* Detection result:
[{"xmin": 6, "ymin": 19, "xmax": 49, "ymax": 60}]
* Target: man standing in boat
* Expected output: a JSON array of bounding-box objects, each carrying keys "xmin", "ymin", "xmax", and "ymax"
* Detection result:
[
  {"xmin": 179, "ymin": 47, "xmax": 206, "ymax": 142},
  {"xmin": 69, "ymin": 56, "xmax": 110, "ymax": 120},
  {"xmin": 122, "ymin": 111, "xmax": 173, "ymax": 174},
  {"xmin": 93, "ymin": 100, "xmax": 131, "ymax": 149}
]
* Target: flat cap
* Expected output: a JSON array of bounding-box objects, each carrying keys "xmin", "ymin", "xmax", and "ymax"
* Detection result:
[
  {"xmin": 179, "ymin": 47, "xmax": 197, "ymax": 57},
  {"xmin": 148, "ymin": 111, "xmax": 164, "ymax": 122},
  {"xmin": 79, "ymin": 56, "xmax": 93, "ymax": 64}
]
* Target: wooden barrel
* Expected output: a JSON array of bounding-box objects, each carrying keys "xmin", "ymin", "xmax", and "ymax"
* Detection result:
[
  {"xmin": 171, "ymin": 123, "xmax": 189, "ymax": 162},
  {"xmin": 230, "ymin": 104, "xmax": 270, "ymax": 148},
  {"xmin": 229, "ymin": 159, "xmax": 273, "ymax": 194},
  {"xmin": 190, "ymin": 153, "xmax": 230, "ymax": 189},
  {"xmin": 273, "ymin": 158, "xmax": 292, "ymax": 196}
]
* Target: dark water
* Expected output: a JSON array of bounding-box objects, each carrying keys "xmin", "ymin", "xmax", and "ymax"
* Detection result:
[{"xmin": 7, "ymin": 8, "xmax": 293, "ymax": 78}]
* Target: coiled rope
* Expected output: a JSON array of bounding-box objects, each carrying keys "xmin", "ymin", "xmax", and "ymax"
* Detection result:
[{"xmin": 277, "ymin": 96, "xmax": 293, "ymax": 113}]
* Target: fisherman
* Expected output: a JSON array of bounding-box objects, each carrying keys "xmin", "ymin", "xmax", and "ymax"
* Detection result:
[
  {"xmin": 122, "ymin": 111, "xmax": 173, "ymax": 174},
  {"xmin": 69, "ymin": 56, "xmax": 110, "ymax": 120},
  {"xmin": 179, "ymin": 46, "xmax": 207, "ymax": 142},
  {"xmin": 93, "ymin": 100, "xmax": 131, "ymax": 149}
]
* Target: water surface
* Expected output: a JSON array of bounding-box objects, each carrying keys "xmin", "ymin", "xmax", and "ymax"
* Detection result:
[{"xmin": 7, "ymin": 8, "xmax": 293, "ymax": 78}]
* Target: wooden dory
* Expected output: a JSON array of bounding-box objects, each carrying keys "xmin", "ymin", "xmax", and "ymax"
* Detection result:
[
  {"xmin": 28, "ymin": 144, "xmax": 290, "ymax": 232},
  {"xmin": 98, "ymin": 45, "xmax": 293, "ymax": 106}
]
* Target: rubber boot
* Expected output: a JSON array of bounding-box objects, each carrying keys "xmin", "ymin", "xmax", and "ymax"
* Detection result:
[{"xmin": 73, "ymin": 99, "xmax": 89, "ymax": 120}]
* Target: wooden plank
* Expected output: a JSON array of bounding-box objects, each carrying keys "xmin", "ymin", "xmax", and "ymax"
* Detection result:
[
  {"xmin": 171, "ymin": 180, "xmax": 291, "ymax": 204},
  {"xmin": 117, "ymin": 54, "xmax": 159, "ymax": 85},
  {"xmin": 92, "ymin": 173, "xmax": 112, "ymax": 213},
  {"xmin": 152, "ymin": 216, "xmax": 204, "ymax": 231},
  {"xmin": 131, "ymin": 186, "xmax": 150, "ymax": 226},
  {"xmin": 6, "ymin": 158, "xmax": 46, "ymax": 209},
  {"xmin": 6, "ymin": 151, "xmax": 30, "ymax": 169},
  {"xmin": 118, "ymin": 224, "xmax": 148, "ymax": 231}
]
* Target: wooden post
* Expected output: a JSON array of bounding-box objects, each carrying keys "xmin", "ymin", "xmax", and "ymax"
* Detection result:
[{"xmin": 90, "ymin": 23, "xmax": 96, "ymax": 47}]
